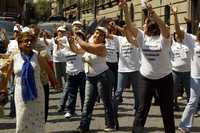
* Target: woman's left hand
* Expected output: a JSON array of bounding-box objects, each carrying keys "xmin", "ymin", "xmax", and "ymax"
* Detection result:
[{"xmin": 54, "ymin": 82, "xmax": 62, "ymax": 92}]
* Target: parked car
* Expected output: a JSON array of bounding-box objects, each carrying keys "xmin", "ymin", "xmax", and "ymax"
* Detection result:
[
  {"xmin": 38, "ymin": 21, "xmax": 72, "ymax": 35},
  {"xmin": 0, "ymin": 20, "xmax": 15, "ymax": 40}
]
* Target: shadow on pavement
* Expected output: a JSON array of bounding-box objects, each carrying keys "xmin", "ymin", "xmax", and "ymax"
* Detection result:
[
  {"xmin": 0, "ymin": 122, "xmax": 16, "ymax": 130},
  {"xmin": 51, "ymin": 129, "xmax": 100, "ymax": 133}
]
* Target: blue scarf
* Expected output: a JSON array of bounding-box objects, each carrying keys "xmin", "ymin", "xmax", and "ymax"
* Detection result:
[{"xmin": 21, "ymin": 51, "xmax": 37, "ymax": 102}]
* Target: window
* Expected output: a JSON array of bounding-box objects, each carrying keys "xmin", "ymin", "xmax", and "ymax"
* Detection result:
[
  {"xmin": 130, "ymin": 3, "xmax": 134, "ymax": 22},
  {"xmin": 164, "ymin": 5, "xmax": 170, "ymax": 26}
]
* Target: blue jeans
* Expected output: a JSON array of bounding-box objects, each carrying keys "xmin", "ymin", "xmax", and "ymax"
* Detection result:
[
  {"xmin": 180, "ymin": 78, "xmax": 200, "ymax": 130},
  {"xmin": 60, "ymin": 72, "xmax": 85, "ymax": 113},
  {"xmin": 66, "ymin": 72, "xmax": 86, "ymax": 114},
  {"xmin": 79, "ymin": 69, "xmax": 115, "ymax": 130},
  {"xmin": 114, "ymin": 71, "xmax": 139, "ymax": 111},
  {"xmin": 172, "ymin": 71, "xmax": 190, "ymax": 101}
]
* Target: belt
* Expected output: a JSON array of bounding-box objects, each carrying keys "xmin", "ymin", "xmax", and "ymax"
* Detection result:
[{"xmin": 67, "ymin": 71, "xmax": 82, "ymax": 76}]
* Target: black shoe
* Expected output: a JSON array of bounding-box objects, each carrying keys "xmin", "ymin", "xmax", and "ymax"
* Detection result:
[
  {"xmin": 115, "ymin": 118, "xmax": 119, "ymax": 130},
  {"xmin": 77, "ymin": 126, "xmax": 89, "ymax": 133}
]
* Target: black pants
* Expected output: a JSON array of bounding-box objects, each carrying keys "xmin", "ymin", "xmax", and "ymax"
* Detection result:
[
  {"xmin": 106, "ymin": 62, "xmax": 118, "ymax": 95},
  {"xmin": 132, "ymin": 73, "xmax": 175, "ymax": 133},
  {"xmin": 43, "ymin": 84, "xmax": 50, "ymax": 122}
]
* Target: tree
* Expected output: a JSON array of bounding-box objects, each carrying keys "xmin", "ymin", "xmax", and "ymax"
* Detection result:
[{"xmin": 34, "ymin": 0, "xmax": 51, "ymax": 22}]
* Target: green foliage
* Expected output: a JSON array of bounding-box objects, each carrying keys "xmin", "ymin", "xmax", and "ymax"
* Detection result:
[{"xmin": 34, "ymin": 0, "xmax": 51, "ymax": 21}]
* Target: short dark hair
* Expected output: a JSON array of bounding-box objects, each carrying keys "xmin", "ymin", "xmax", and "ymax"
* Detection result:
[{"xmin": 145, "ymin": 17, "xmax": 160, "ymax": 36}]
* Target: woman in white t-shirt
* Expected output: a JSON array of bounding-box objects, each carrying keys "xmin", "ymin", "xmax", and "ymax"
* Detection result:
[
  {"xmin": 179, "ymin": 26, "xmax": 200, "ymax": 133},
  {"xmin": 171, "ymin": 6, "xmax": 200, "ymax": 133},
  {"xmin": 105, "ymin": 19, "xmax": 119, "ymax": 95},
  {"xmin": 74, "ymin": 27, "xmax": 116, "ymax": 132},
  {"xmin": 55, "ymin": 30, "xmax": 86, "ymax": 118},
  {"xmin": 52, "ymin": 26, "xmax": 69, "ymax": 90},
  {"xmin": 170, "ymin": 7, "xmax": 193, "ymax": 112},
  {"xmin": 120, "ymin": 1, "xmax": 175, "ymax": 133}
]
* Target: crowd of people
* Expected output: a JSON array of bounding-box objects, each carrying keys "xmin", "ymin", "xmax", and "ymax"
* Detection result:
[{"xmin": 0, "ymin": 0, "xmax": 200, "ymax": 133}]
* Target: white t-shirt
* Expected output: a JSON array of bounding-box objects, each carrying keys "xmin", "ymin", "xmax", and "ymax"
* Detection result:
[
  {"xmin": 170, "ymin": 33, "xmax": 194, "ymax": 72},
  {"xmin": 56, "ymin": 47, "xmax": 84, "ymax": 75},
  {"xmin": 7, "ymin": 40, "xmax": 19, "ymax": 54},
  {"xmin": 83, "ymin": 52, "xmax": 108, "ymax": 77},
  {"xmin": 117, "ymin": 36, "xmax": 140, "ymax": 73},
  {"xmin": 52, "ymin": 36, "xmax": 69, "ymax": 62},
  {"xmin": 137, "ymin": 30, "xmax": 172, "ymax": 79},
  {"xmin": 105, "ymin": 35, "xmax": 119, "ymax": 63},
  {"xmin": 191, "ymin": 41, "xmax": 200, "ymax": 78}
]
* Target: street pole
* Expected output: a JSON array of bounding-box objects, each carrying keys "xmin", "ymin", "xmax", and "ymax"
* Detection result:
[
  {"xmin": 77, "ymin": 0, "xmax": 81, "ymax": 20},
  {"xmin": 93, "ymin": 0, "xmax": 97, "ymax": 19},
  {"xmin": 59, "ymin": 0, "xmax": 64, "ymax": 16}
]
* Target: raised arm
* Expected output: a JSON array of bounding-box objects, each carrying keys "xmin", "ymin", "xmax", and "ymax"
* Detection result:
[
  {"xmin": 171, "ymin": 6, "xmax": 184, "ymax": 40},
  {"xmin": 145, "ymin": 2, "xmax": 170, "ymax": 38},
  {"xmin": 124, "ymin": 25, "xmax": 139, "ymax": 47},
  {"xmin": 75, "ymin": 36, "xmax": 106, "ymax": 57},
  {"xmin": 68, "ymin": 36, "xmax": 85, "ymax": 54},
  {"xmin": 119, "ymin": 1, "xmax": 138, "ymax": 37},
  {"xmin": 43, "ymin": 31, "xmax": 50, "ymax": 46}
]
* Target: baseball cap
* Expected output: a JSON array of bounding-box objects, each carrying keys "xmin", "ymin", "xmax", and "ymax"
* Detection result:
[
  {"xmin": 13, "ymin": 25, "xmax": 23, "ymax": 32},
  {"xmin": 57, "ymin": 26, "xmax": 66, "ymax": 32},
  {"xmin": 22, "ymin": 27, "xmax": 30, "ymax": 33},
  {"xmin": 72, "ymin": 21, "xmax": 82, "ymax": 26},
  {"xmin": 96, "ymin": 26, "xmax": 108, "ymax": 35}
]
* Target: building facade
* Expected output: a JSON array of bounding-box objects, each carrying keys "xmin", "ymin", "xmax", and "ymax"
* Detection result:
[
  {"xmin": 64, "ymin": 0, "xmax": 200, "ymax": 33},
  {"xmin": 50, "ymin": 0, "xmax": 60, "ymax": 16},
  {"xmin": 0, "ymin": 0, "xmax": 24, "ymax": 21}
]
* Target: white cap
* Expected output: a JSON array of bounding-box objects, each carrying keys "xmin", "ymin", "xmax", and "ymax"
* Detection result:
[
  {"xmin": 13, "ymin": 25, "xmax": 22, "ymax": 32},
  {"xmin": 72, "ymin": 21, "xmax": 82, "ymax": 26},
  {"xmin": 57, "ymin": 26, "xmax": 66, "ymax": 32},
  {"xmin": 96, "ymin": 26, "xmax": 108, "ymax": 35},
  {"xmin": 22, "ymin": 27, "xmax": 30, "ymax": 33}
]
